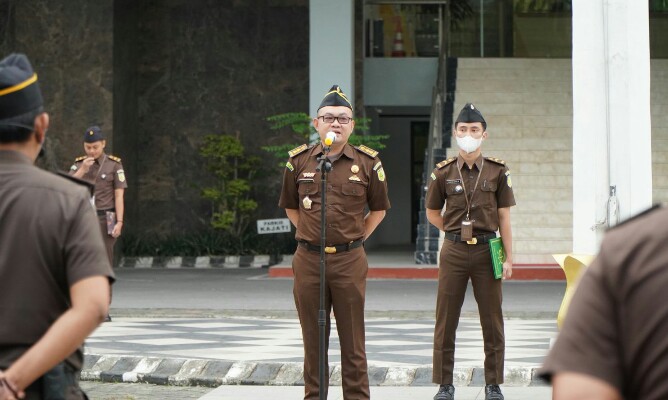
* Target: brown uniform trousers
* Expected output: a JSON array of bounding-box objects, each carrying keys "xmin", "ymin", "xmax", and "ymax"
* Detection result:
[
  {"xmin": 22, "ymin": 362, "xmax": 88, "ymax": 400},
  {"xmin": 292, "ymin": 245, "xmax": 369, "ymax": 400},
  {"xmin": 98, "ymin": 215, "xmax": 115, "ymax": 265},
  {"xmin": 433, "ymin": 238, "xmax": 504, "ymax": 385}
]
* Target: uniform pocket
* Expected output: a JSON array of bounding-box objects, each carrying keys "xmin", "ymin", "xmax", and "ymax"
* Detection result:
[
  {"xmin": 297, "ymin": 182, "xmax": 319, "ymax": 211},
  {"xmin": 479, "ymin": 181, "xmax": 498, "ymax": 208},
  {"xmin": 445, "ymin": 184, "xmax": 466, "ymax": 209},
  {"xmin": 342, "ymin": 182, "xmax": 367, "ymax": 213}
]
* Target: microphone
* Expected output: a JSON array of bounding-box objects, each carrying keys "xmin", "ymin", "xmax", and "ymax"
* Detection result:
[{"xmin": 324, "ymin": 131, "xmax": 337, "ymax": 147}]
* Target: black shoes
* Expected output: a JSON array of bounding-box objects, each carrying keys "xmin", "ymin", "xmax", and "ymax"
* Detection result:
[
  {"xmin": 485, "ymin": 384, "xmax": 504, "ymax": 400},
  {"xmin": 104, "ymin": 314, "xmax": 112, "ymax": 322},
  {"xmin": 433, "ymin": 384, "xmax": 455, "ymax": 400}
]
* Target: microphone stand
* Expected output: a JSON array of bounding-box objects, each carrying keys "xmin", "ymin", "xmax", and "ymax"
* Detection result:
[{"xmin": 315, "ymin": 145, "xmax": 332, "ymax": 400}]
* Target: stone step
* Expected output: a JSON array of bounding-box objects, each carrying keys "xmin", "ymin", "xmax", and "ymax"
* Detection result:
[
  {"xmin": 514, "ymin": 187, "xmax": 572, "ymax": 200},
  {"xmin": 457, "ymin": 58, "xmax": 571, "ymax": 70},
  {"xmin": 453, "ymin": 91, "xmax": 572, "ymax": 105},
  {"xmin": 448, "ymin": 137, "xmax": 571, "ymax": 150},
  {"xmin": 654, "ymin": 174, "xmax": 668, "ymax": 187},
  {"xmin": 511, "ymin": 212, "xmax": 572, "ymax": 227},
  {"xmin": 513, "ymin": 227, "xmax": 572, "ymax": 240},
  {"xmin": 475, "ymin": 149, "xmax": 572, "ymax": 163},
  {"xmin": 449, "ymin": 102, "xmax": 572, "ymax": 117},
  {"xmin": 456, "ymin": 79, "xmax": 572, "ymax": 94},
  {"xmin": 513, "ymin": 253, "xmax": 564, "ymax": 265},
  {"xmin": 509, "ymin": 174, "xmax": 572, "ymax": 187},
  {"xmin": 511, "ymin": 200, "xmax": 572, "ymax": 213},
  {"xmin": 513, "ymin": 239, "xmax": 573, "ymax": 255},
  {"xmin": 457, "ymin": 67, "xmax": 572, "ymax": 81},
  {"xmin": 653, "ymin": 188, "xmax": 668, "ymax": 203}
]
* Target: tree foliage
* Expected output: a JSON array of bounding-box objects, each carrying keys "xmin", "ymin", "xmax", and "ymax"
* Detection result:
[
  {"xmin": 262, "ymin": 112, "xmax": 389, "ymax": 164},
  {"xmin": 199, "ymin": 133, "xmax": 259, "ymax": 252}
]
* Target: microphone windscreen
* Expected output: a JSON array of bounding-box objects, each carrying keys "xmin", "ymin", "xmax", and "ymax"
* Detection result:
[{"xmin": 325, "ymin": 131, "xmax": 336, "ymax": 146}]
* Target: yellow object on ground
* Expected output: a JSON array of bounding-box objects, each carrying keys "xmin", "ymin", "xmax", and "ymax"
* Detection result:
[{"xmin": 552, "ymin": 253, "xmax": 595, "ymax": 329}]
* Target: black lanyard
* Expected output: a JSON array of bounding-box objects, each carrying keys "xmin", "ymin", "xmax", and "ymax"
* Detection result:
[{"xmin": 456, "ymin": 158, "xmax": 484, "ymax": 220}]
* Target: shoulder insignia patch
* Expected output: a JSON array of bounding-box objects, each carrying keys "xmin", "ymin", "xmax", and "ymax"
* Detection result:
[
  {"xmin": 356, "ymin": 145, "xmax": 378, "ymax": 158},
  {"xmin": 74, "ymin": 156, "xmax": 86, "ymax": 162},
  {"xmin": 288, "ymin": 144, "xmax": 308, "ymax": 158},
  {"xmin": 285, "ymin": 161, "xmax": 294, "ymax": 172},
  {"xmin": 485, "ymin": 157, "xmax": 506, "ymax": 166},
  {"xmin": 108, "ymin": 155, "xmax": 122, "ymax": 163},
  {"xmin": 436, "ymin": 157, "xmax": 456, "ymax": 169}
]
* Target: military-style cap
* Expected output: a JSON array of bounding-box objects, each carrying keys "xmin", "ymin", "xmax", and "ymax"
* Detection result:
[
  {"xmin": 84, "ymin": 125, "xmax": 105, "ymax": 143},
  {"xmin": 455, "ymin": 103, "xmax": 486, "ymax": 130},
  {"xmin": 0, "ymin": 53, "xmax": 43, "ymax": 120},
  {"xmin": 317, "ymin": 85, "xmax": 353, "ymax": 110}
]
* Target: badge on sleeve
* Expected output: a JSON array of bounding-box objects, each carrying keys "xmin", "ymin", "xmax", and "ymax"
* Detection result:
[
  {"xmin": 505, "ymin": 171, "xmax": 512, "ymax": 188},
  {"xmin": 117, "ymin": 169, "xmax": 126, "ymax": 183},
  {"xmin": 70, "ymin": 164, "xmax": 77, "ymax": 171},
  {"xmin": 286, "ymin": 162, "xmax": 294, "ymax": 172},
  {"xmin": 377, "ymin": 167, "xmax": 386, "ymax": 182},
  {"xmin": 430, "ymin": 172, "xmax": 436, "ymax": 181}
]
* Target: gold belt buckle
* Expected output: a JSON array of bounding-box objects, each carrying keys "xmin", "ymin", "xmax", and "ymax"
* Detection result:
[
  {"xmin": 466, "ymin": 238, "xmax": 478, "ymax": 245},
  {"xmin": 325, "ymin": 246, "xmax": 337, "ymax": 254}
]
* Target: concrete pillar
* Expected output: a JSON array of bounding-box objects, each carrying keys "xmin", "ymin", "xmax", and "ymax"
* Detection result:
[
  {"xmin": 572, "ymin": 0, "xmax": 652, "ymax": 254},
  {"xmin": 309, "ymin": 0, "xmax": 355, "ymax": 117}
]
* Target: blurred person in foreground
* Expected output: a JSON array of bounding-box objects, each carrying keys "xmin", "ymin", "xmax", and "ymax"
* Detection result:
[
  {"xmin": 540, "ymin": 205, "xmax": 668, "ymax": 400},
  {"xmin": 0, "ymin": 53, "xmax": 114, "ymax": 400}
]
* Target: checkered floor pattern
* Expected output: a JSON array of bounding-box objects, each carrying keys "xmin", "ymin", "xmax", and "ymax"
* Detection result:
[{"xmin": 85, "ymin": 317, "xmax": 557, "ymax": 367}]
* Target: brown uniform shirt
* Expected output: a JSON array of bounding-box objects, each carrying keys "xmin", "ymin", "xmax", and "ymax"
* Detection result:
[
  {"xmin": 540, "ymin": 206, "xmax": 668, "ymax": 400},
  {"xmin": 70, "ymin": 153, "xmax": 127, "ymax": 210},
  {"xmin": 426, "ymin": 154, "xmax": 515, "ymax": 234},
  {"xmin": 0, "ymin": 150, "xmax": 114, "ymax": 370},
  {"xmin": 278, "ymin": 143, "xmax": 391, "ymax": 245}
]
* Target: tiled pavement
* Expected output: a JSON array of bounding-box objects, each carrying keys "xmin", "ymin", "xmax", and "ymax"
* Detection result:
[{"xmin": 82, "ymin": 316, "xmax": 557, "ymax": 387}]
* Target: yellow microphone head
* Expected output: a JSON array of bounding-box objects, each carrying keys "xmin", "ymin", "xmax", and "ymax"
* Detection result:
[{"xmin": 324, "ymin": 131, "xmax": 336, "ymax": 146}]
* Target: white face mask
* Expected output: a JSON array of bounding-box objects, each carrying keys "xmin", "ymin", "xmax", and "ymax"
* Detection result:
[{"xmin": 455, "ymin": 135, "xmax": 483, "ymax": 154}]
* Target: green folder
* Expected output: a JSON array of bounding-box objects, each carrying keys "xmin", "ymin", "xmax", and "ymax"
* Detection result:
[{"xmin": 489, "ymin": 237, "xmax": 505, "ymax": 280}]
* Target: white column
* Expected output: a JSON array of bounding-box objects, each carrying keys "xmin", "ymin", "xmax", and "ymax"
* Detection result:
[
  {"xmin": 309, "ymin": 0, "xmax": 355, "ymax": 118},
  {"xmin": 572, "ymin": 0, "xmax": 652, "ymax": 254}
]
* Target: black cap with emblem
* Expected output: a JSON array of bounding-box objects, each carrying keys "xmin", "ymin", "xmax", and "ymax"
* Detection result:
[
  {"xmin": 0, "ymin": 53, "xmax": 43, "ymax": 121},
  {"xmin": 84, "ymin": 125, "xmax": 105, "ymax": 143},
  {"xmin": 455, "ymin": 103, "xmax": 486, "ymax": 130},
  {"xmin": 318, "ymin": 85, "xmax": 353, "ymax": 111}
]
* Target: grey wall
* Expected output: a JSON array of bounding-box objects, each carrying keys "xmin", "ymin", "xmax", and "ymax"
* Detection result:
[
  {"xmin": 0, "ymin": 0, "xmax": 114, "ymax": 171},
  {"xmin": 112, "ymin": 0, "xmax": 309, "ymax": 236}
]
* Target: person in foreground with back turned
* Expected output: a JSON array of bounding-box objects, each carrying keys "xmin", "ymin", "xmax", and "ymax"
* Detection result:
[
  {"xmin": 539, "ymin": 205, "xmax": 668, "ymax": 400},
  {"xmin": 278, "ymin": 85, "xmax": 391, "ymax": 399},
  {"xmin": 0, "ymin": 53, "xmax": 114, "ymax": 400},
  {"xmin": 426, "ymin": 103, "xmax": 515, "ymax": 400}
]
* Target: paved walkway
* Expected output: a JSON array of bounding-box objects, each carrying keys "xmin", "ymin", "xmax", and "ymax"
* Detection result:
[{"xmin": 82, "ymin": 316, "xmax": 557, "ymax": 387}]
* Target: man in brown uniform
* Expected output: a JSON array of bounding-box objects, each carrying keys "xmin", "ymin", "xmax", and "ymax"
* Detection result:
[
  {"xmin": 426, "ymin": 104, "xmax": 515, "ymax": 400},
  {"xmin": 539, "ymin": 205, "xmax": 668, "ymax": 400},
  {"xmin": 69, "ymin": 125, "xmax": 127, "ymax": 265},
  {"xmin": 0, "ymin": 53, "xmax": 114, "ymax": 400},
  {"xmin": 279, "ymin": 85, "xmax": 391, "ymax": 400}
]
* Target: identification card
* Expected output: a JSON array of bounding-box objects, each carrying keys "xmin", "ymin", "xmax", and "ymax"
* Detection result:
[{"xmin": 460, "ymin": 219, "xmax": 473, "ymax": 241}]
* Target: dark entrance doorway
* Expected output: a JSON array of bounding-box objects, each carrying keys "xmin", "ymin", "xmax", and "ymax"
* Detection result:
[{"xmin": 363, "ymin": 109, "xmax": 430, "ymax": 250}]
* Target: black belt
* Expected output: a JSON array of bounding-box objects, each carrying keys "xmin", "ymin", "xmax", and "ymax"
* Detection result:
[
  {"xmin": 444, "ymin": 231, "xmax": 497, "ymax": 245},
  {"xmin": 298, "ymin": 239, "xmax": 364, "ymax": 254},
  {"xmin": 97, "ymin": 208, "xmax": 115, "ymax": 216}
]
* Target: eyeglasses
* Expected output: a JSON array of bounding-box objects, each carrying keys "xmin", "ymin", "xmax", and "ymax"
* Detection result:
[{"xmin": 318, "ymin": 115, "xmax": 353, "ymax": 124}]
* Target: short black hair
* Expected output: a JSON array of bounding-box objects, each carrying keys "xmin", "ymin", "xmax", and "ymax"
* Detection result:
[{"xmin": 0, "ymin": 107, "xmax": 43, "ymax": 144}]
